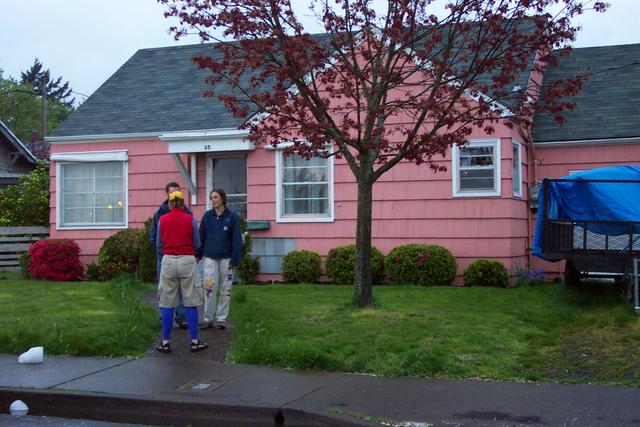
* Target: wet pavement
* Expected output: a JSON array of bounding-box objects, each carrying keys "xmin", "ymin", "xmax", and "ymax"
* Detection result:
[
  {"xmin": 144, "ymin": 319, "xmax": 234, "ymax": 362},
  {"xmin": 2, "ymin": 342, "xmax": 640, "ymax": 426}
]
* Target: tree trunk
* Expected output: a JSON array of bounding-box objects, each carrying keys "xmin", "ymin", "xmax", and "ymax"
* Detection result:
[{"xmin": 353, "ymin": 177, "xmax": 374, "ymax": 307}]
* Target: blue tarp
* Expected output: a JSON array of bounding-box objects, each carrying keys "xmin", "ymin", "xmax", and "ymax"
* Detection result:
[{"xmin": 533, "ymin": 165, "xmax": 640, "ymax": 261}]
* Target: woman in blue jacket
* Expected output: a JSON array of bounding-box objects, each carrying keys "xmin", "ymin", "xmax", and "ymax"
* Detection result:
[{"xmin": 197, "ymin": 188, "xmax": 243, "ymax": 329}]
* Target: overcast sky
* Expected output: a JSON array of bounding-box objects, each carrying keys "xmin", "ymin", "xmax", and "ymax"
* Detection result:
[{"xmin": 1, "ymin": 0, "xmax": 638, "ymax": 103}]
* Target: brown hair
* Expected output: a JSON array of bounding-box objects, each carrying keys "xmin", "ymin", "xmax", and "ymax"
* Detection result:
[
  {"xmin": 165, "ymin": 181, "xmax": 180, "ymax": 193},
  {"xmin": 169, "ymin": 198, "xmax": 184, "ymax": 209},
  {"xmin": 210, "ymin": 188, "xmax": 227, "ymax": 206}
]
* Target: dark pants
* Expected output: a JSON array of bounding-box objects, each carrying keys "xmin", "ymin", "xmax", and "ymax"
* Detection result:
[{"xmin": 157, "ymin": 252, "xmax": 185, "ymax": 321}]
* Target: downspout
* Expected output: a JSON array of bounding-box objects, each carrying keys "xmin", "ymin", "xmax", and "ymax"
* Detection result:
[
  {"xmin": 520, "ymin": 50, "xmax": 545, "ymax": 270},
  {"xmin": 518, "ymin": 120, "xmax": 538, "ymax": 271},
  {"xmin": 525, "ymin": 127, "xmax": 537, "ymax": 269}
]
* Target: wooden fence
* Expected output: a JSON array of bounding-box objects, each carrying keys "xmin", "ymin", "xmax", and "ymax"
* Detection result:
[{"xmin": 0, "ymin": 226, "xmax": 50, "ymax": 270}]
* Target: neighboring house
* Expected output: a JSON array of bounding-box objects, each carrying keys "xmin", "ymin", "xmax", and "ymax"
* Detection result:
[
  {"xmin": 46, "ymin": 42, "xmax": 640, "ymax": 282},
  {"xmin": 0, "ymin": 120, "xmax": 38, "ymax": 188}
]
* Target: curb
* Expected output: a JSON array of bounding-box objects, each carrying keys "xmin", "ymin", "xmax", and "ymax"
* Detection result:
[{"xmin": 0, "ymin": 388, "xmax": 368, "ymax": 427}]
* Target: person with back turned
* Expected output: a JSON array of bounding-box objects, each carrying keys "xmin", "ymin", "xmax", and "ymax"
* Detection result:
[
  {"xmin": 149, "ymin": 181, "xmax": 192, "ymax": 329},
  {"xmin": 155, "ymin": 191, "xmax": 208, "ymax": 353}
]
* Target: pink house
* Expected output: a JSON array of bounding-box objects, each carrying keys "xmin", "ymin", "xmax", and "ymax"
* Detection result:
[{"xmin": 46, "ymin": 42, "xmax": 640, "ymax": 283}]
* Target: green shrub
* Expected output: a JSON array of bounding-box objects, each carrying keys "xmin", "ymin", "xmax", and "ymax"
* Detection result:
[
  {"xmin": 236, "ymin": 218, "xmax": 260, "ymax": 283},
  {"xmin": 137, "ymin": 218, "xmax": 157, "ymax": 283},
  {"xmin": 463, "ymin": 259, "xmax": 509, "ymax": 288},
  {"xmin": 326, "ymin": 244, "xmax": 385, "ymax": 285},
  {"xmin": 282, "ymin": 250, "xmax": 321, "ymax": 283},
  {"xmin": 0, "ymin": 160, "xmax": 50, "ymax": 226},
  {"xmin": 86, "ymin": 263, "xmax": 105, "ymax": 282},
  {"xmin": 97, "ymin": 229, "xmax": 144, "ymax": 280},
  {"xmin": 385, "ymin": 244, "xmax": 456, "ymax": 286},
  {"xmin": 19, "ymin": 252, "xmax": 32, "ymax": 279},
  {"xmin": 238, "ymin": 253, "xmax": 260, "ymax": 283}
]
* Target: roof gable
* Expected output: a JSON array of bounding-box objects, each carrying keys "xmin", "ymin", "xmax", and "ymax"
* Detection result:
[{"xmin": 0, "ymin": 120, "xmax": 38, "ymax": 164}]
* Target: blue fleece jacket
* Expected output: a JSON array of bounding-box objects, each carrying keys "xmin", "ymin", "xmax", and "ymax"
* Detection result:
[{"xmin": 197, "ymin": 207, "xmax": 243, "ymax": 266}]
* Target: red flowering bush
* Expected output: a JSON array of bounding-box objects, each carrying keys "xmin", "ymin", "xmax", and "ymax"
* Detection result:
[
  {"xmin": 28, "ymin": 239, "xmax": 84, "ymax": 281},
  {"xmin": 385, "ymin": 244, "xmax": 456, "ymax": 286}
]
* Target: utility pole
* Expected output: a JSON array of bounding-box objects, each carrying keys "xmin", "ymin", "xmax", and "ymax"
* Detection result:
[{"xmin": 40, "ymin": 74, "xmax": 47, "ymax": 140}]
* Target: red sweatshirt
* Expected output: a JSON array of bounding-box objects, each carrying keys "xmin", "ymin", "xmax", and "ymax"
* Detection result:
[{"xmin": 158, "ymin": 208, "xmax": 197, "ymax": 256}]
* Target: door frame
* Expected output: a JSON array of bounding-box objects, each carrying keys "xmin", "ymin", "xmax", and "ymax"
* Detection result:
[{"xmin": 205, "ymin": 152, "xmax": 248, "ymax": 212}]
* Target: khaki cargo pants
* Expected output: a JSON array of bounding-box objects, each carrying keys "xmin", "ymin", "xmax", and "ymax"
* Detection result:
[{"xmin": 158, "ymin": 255, "xmax": 202, "ymax": 308}]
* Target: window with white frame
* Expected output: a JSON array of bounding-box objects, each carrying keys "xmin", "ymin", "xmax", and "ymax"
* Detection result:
[
  {"xmin": 276, "ymin": 150, "xmax": 333, "ymax": 222},
  {"xmin": 53, "ymin": 151, "xmax": 127, "ymax": 228},
  {"xmin": 452, "ymin": 140, "xmax": 501, "ymax": 197},
  {"xmin": 512, "ymin": 141, "xmax": 522, "ymax": 197}
]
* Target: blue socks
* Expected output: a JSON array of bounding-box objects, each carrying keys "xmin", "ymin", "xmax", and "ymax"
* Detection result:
[
  {"xmin": 185, "ymin": 306, "xmax": 198, "ymax": 340},
  {"xmin": 161, "ymin": 306, "xmax": 199, "ymax": 341},
  {"xmin": 160, "ymin": 307, "xmax": 175, "ymax": 340}
]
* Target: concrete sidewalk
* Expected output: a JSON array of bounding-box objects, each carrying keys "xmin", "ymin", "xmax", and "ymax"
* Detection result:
[{"xmin": 1, "ymin": 350, "xmax": 640, "ymax": 427}]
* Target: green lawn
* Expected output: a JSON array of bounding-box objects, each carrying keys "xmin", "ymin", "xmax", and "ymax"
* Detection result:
[
  {"xmin": 228, "ymin": 283, "xmax": 640, "ymax": 386},
  {"xmin": 3, "ymin": 271, "xmax": 639, "ymax": 386},
  {"xmin": 0, "ymin": 272, "xmax": 158, "ymax": 357}
]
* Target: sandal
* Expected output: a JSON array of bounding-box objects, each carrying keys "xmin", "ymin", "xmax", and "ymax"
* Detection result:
[
  {"xmin": 198, "ymin": 321, "xmax": 213, "ymax": 330},
  {"xmin": 156, "ymin": 341, "xmax": 171, "ymax": 353},
  {"xmin": 190, "ymin": 340, "xmax": 208, "ymax": 353},
  {"xmin": 175, "ymin": 318, "xmax": 188, "ymax": 329}
]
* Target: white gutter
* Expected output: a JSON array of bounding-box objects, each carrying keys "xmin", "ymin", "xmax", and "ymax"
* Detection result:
[
  {"xmin": 46, "ymin": 127, "xmax": 253, "ymax": 146},
  {"xmin": 535, "ymin": 136, "xmax": 640, "ymax": 148},
  {"xmin": 47, "ymin": 131, "xmax": 162, "ymax": 144}
]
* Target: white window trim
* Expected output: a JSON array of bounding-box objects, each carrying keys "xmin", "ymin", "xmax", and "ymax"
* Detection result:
[
  {"xmin": 54, "ymin": 150, "xmax": 128, "ymax": 230},
  {"xmin": 275, "ymin": 147, "xmax": 334, "ymax": 223},
  {"xmin": 452, "ymin": 139, "xmax": 501, "ymax": 197},
  {"xmin": 512, "ymin": 140, "xmax": 522, "ymax": 198}
]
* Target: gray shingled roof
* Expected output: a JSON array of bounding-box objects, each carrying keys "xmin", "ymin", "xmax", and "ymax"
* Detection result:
[
  {"xmin": 53, "ymin": 39, "xmax": 640, "ymax": 142},
  {"xmin": 532, "ymin": 43, "xmax": 640, "ymax": 143},
  {"xmin": 50, "ymin": 43, "xmax": 247, "ymax": 137}
]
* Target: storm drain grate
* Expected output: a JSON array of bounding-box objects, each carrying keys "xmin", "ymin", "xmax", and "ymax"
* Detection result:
[{"xmin": 178, "ymin": 379, "xmax": 225, "ymax": 392}]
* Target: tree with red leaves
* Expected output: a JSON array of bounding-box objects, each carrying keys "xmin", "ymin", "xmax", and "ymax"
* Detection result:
[{"xmin": 160, "ymin": 0, "xmax": 607, "ymax": 306}]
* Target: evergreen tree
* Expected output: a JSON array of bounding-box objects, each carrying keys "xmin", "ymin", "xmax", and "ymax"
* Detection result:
[
  {"xmin": 20, "ymin": 58, "xmax": 74, "ymax": 107},
  {"xmin": 0, "ymin": 69, "xmax": 74, "ymax": 146}
]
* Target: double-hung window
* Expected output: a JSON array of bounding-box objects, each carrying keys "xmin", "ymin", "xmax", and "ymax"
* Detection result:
[
  {"xmin": 452, "ymin": 139, "xmax": 501, "ymax": 197},
  {"xmin": 53, "ymin": 151, "xmax": 128, "ymax": 229},
  {"xmin": 276, "ymin": 149, "xmax": 334, "ymax": 222}
]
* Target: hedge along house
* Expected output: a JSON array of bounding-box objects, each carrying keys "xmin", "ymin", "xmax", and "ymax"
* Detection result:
[{"xmin": 46, "ymin": 41, "xmax": 640, "ymax": 283}]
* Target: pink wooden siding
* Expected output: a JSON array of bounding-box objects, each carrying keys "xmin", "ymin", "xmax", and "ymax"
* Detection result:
[
  {"xmin": 49, "ymin": 139, "xmax": 209, "ymax": 264},
  {"xmin": 248, "ymin": 132, "xmax": 531, "ymax": 284},
  {"xmin": 48, "ymin": 129, "xmax": 534, "ymax": 284},
  {"xmin": 50, "ymin": 134, "xmax": 640, "ymax": 285}
]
